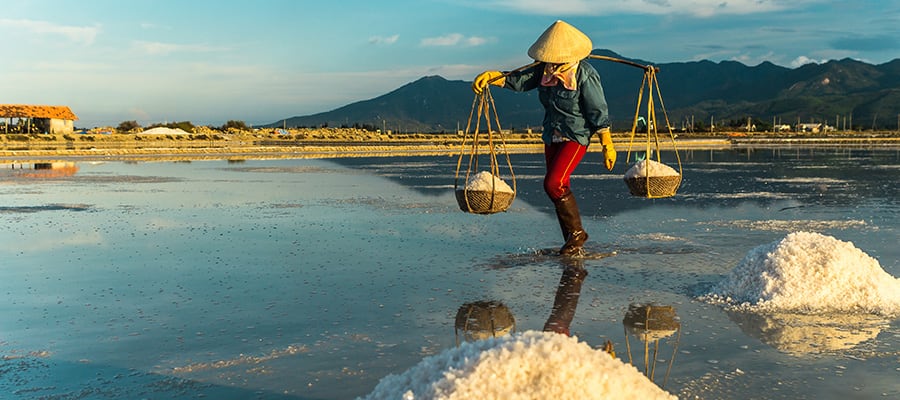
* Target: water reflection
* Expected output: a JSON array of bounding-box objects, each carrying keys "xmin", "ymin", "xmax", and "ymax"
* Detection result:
[
  {"xmin": 0, "ymin": 153, "xmax": 895, "ymax": 399},
  {"xmin": 543, "ymin": 258, "xmax": 588, "ymax": 336},
  {"xmin": 0, "ymin": 203, "xmax": 91, "ymax": 213},
  {"xmin": 622, "ymin": 303, "xmax": 681, "ymax": 389},
  {"xmin": 726, "ymin": 311, "xmax": 887, "ymax": 356},
  {"xmin": 454, "ymin": 300, "xmax": 516, "ymax": 344},
  {"xmin": 2, "ymin": 162, "xmax": 79, "ymax": 179},
  {"xmin": 330, "ymin": 148, "xmax": 900, "ymax": 219},
  {"xmin": 455, "ymin": 257, "xmax": 590, "ymax": 340}
]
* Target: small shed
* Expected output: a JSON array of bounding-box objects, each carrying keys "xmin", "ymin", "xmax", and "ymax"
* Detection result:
[
  {"xmin": 797, "ymin": 123, "xmax": 823, "ymax": 133},
  {"xmin": 0, "ymin": 104, "xmax": 79, "ymax": 134}
]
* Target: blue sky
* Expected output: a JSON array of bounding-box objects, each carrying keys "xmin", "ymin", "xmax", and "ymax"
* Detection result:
[{"xmin": 1, "ymin": 0, "xmax": 897, "ymax": 128}]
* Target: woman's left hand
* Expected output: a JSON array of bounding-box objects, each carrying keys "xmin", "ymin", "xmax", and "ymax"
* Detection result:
[{"xmin": 599, "ymin": 128, "xmax": 616, "ymax": 171}]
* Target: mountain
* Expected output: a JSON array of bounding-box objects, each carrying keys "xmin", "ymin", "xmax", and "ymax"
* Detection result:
[
  {"xmin": 266, "ymin": 50, "xmax": 900, "ymax": 132},
  {"xmin": 267, "ymin": 75, "xmax": 542, "ymax": 133}
]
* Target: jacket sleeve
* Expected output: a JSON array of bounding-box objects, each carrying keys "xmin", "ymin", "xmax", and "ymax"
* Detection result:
[
  {"xmin": 502, "ymin": 64, "xmax": 542, "ymax": 92},
  {"xmin": 579, "ymin": 68, "xmax": 610, "ymax": 133}
]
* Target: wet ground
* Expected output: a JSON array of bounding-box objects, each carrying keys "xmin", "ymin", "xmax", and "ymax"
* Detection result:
[{"xmin": 1, "ymin": 148, "xmax": 898, "ymax": 399}]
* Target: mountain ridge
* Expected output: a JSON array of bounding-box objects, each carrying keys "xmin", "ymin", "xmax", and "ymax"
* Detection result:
[{"xmin": 266, "ymin": 50, "xmax": 900, "ymax": 132}]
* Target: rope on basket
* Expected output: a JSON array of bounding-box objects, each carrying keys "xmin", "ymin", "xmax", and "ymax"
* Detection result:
[
  {"xmin": 584, "ymin": 55, "xmax": 683, "ymax": 197},
  {"xmin": 619, "ymin": 62, "xmax": 683, "ymax": 198},
  {"xmin": 454, "ymin": 87, "xmax": 517, "ymax": 214}
]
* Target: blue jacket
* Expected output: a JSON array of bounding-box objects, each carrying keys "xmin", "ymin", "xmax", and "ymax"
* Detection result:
[{"xmin": 503, "ymin": 59, "xmax": 610, "ymax": 146}]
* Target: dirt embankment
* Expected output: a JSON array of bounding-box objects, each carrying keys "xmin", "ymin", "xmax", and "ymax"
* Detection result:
[
  {"xmin": 1, "ymin": 127, "xmax": 897, "ymax": 162},
  {"xmin": 0, "ymin": 127, "xmax": 467, "ymax": 159}
]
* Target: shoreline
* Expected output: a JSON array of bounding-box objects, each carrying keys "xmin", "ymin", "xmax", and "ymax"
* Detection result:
[{"xmin": 1, "ymin": 130, "xmax": 898, "ymax": 163}]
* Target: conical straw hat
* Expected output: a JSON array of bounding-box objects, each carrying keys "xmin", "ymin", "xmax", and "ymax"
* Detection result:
[{"xmin": 527, "ymin": 20, "xmax": 593, "ymax": 64}]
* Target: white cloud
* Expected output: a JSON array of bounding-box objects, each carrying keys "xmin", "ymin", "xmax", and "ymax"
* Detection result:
[
  {"xmin": 0, "ymin": 18, "xmax": 99, "ymax": 45},
  {"xmin": 481, "ymin": 0, "xmax": 807, "ymax": 17},
  {"xmin": 422, "ymin": 33, "xmax": 464, "ymax": 46},
  {"xmin": 140, "ymin": 22, "xmax": 171, "ymax": 30},
  {"xmin": 421, "ymin": 33, "xmax": 491, "ymax": 47},
  {"xmin": 132, "ymin": 40, "xmax": 228, "ymax": 55},
  {"xmin": 790, "ymin": 55, "xmax": 823, "ymax": 68},
  {"xmin": 465, "ymin": 36, "xmax": 489, "ymax": 46},
  {"xmin": 10, "ymin": 231, "xmax": 105, "ymax": 252},
  {"xmin": 369, "ymin": 34, "xmax": 400, "ymax": 45}
]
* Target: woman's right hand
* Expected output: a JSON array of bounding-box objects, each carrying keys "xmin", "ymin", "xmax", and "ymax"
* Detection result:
[{"xmin": 472, "ymin": 71, "xmax": 505, "ymax": 94}]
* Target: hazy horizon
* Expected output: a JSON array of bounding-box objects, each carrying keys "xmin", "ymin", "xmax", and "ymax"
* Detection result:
[{"xmin": 2, "ymin": 0, "xmax": 897, "ymax": 128}]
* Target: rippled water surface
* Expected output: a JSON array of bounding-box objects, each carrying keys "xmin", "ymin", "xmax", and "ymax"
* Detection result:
[{"xmin": 1, "ymin": 148, "xmax": 898, "ymax": 399}]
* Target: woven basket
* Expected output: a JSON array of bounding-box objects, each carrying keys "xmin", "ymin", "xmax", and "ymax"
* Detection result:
[
  {"xmin": 455, "ymin": 189, "xmax": 514, "ymax": 214},
  {"xmin": 624, "ymin": 175, "xmax": 682, "ymax": 198},
  {"xmin": 623, "ymin": 304, "xmax": 680, "ymax": 342},
  {"xmin": 455, "ymin": 300, "xmax": 516, "ymax": 343}
]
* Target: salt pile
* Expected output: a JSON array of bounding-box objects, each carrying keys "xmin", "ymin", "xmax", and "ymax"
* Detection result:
[
  {"xmin": 462, "ymin": 171, "xmax": 514, "ymax": 193},
  {"xmin": 701, "ymin": 231, "xmax": 900, "ymax": 316},
  {"xmin": 359, "ymin": 331, "xmax": 675, "ymax": 400},
  {"xmin": 140, "ymin": 127, "xmax": 190, "ymax": 135},
  {"xmin": 624, "ymin": 159, "xmax": 679, "ymax": 179}
]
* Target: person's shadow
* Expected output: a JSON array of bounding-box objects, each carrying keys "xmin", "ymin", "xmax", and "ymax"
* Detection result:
[
  {"xmin": 454, "ymin": 257, "xmax": 588, "ymax": 342},
  {"xmin": 542, "ymin": 257, "xmax": 588, "ymax": 336},
  {"xmin": 542, "ymin": 256, "xmax": 617, "ymax": 357}
]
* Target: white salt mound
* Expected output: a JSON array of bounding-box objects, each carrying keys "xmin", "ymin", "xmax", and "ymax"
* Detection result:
[
  {"xmin": 462, "ymin": 171, "xmax": 514, "ymax": 193},
  {"xmin": 624, "ymin": 159, "xmax": 679, "ymax": 179},
  {"xmin": 701, "ymin": 231, "xmax": 900, "ymax": 316},
  {"xmin": 359, "ymin": 331, "xmax": 676, "ymax": 400},
  {"xmin": 140, "ymin": 127, "xmax": 190, "ymax": 135}
]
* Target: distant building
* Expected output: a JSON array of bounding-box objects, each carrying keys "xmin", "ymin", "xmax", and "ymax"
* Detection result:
[
  {"xmin": 795, "ymin": 123, "xmax": 834, "ymax": 133},
  {"xmin": 0, "ymin": 104, "xmax": 79, "ymax": 134},
  {"xmin": 797, "ymin": 123, "xmax": 823, "ymax": 133}
]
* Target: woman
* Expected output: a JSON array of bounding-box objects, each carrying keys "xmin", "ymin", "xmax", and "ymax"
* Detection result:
[{"xmin": 472, "ymin": 20, "xmax": 616, "ymax": 256}]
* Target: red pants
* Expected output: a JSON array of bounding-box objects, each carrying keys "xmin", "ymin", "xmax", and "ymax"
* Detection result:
[{"xmin": 544, "ymin": 141, "xmax": 587, "ymax": 200}]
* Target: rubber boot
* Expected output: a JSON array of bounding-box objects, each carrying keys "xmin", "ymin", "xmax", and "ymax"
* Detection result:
[{"xmin": 553, "ymin": 192, "xmax": 588, "ymax": 256}]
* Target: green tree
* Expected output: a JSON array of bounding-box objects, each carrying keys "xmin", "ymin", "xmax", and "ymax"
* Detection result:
[
  {"xmin": 170, "ymin": 121, "xmax": 194, "ymax": 133},
  {"xmin": 117, "ymin": 120, "xmax": 141, "ymax": 133},
  {"xmin": 221, "ymin": 120, "xmax": 249, "ymax": 131}
]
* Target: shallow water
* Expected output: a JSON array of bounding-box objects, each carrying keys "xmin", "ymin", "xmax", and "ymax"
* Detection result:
[{"xmin": 1, "ymin": 148, "xmax": 898, "ymax": 399}]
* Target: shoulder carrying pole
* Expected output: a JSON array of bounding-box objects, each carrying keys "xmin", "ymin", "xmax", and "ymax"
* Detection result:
[{"xmin": 489, "ymin": 55, "xmax": 658, "ymax": 85}]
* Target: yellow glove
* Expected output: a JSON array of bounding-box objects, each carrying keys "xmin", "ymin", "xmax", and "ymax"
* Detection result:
[
  {"xmin": 599, "ymin": 128, "xmax": 616, "ymax": 171},
  {"xmin": 472, "ymin": 70, "xmax": 505, "ymax": 94},
  {"xmin": 602, "ymin": 339, "xmax": 616, "ymax": 359}
]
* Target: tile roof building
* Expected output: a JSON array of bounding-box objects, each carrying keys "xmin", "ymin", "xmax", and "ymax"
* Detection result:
[{"xmin": 0, "ymin": 104, "xmax": 79, "ymax": 134}]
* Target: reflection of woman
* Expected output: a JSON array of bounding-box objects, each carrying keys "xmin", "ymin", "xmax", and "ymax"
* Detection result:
[
  {"xmin": 472, "ymin": 20, "xmax": 616, "ymax": 256},
  {"xmin": 543, "ymin": 260, "xmax": 588, "ymax": 335}
]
